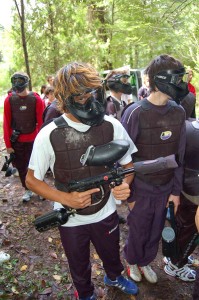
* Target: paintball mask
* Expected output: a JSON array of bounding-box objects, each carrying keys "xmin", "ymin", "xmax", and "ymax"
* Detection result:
[
  {"xmin": 154, "ymin": 68, "xmax": 189, "ymax": 103},
  {"xmin": 106, "ymin": 74, "xmax": 133, "ymax": 95},
  {"xmin": 11, "ymin": 73, "xmax": 29, "ymax": 93},
  {"xmin": 66, "ymin": 86, "xmax": 106, "ymax": 126}
]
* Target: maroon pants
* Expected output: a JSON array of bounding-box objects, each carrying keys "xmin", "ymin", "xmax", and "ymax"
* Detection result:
[
  {"xmin": 59, "ymin": 212, "xmax": 123, "ymax": 298},
  {"xmin": 12, "ymin": 141, "xmax": 34, "ymax": 189},
  {"xmin": 171, "ymin": 193, "xmax": 198, "ymax": 267}
]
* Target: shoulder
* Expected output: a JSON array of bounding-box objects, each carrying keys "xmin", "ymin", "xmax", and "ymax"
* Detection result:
[{"xmin": 32, "ymin": 92, "xmax": 44, "ymax": 102}]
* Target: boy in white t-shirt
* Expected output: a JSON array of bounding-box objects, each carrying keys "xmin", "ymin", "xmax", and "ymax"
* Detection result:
[{"xmin": 26, "ymin": 62, "xmax": 138, "ymax": 300}]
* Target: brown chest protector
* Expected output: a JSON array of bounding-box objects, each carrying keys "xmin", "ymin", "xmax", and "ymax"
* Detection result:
[
  {"xmin": 50, "ymin": 116, "xmax": 114, "ymax": 215},
  {"xmin": 9, "ymin": 92, "xmax": 37, "ymax": 134}
]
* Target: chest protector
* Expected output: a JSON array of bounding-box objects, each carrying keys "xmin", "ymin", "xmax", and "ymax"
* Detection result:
[
  {"xmin": 106, "ymin": 96, "xmax": 126, "ymax": 121},
  {"xmin": 183, "ymin": 120, "xmax": 199, "ymax": 196},
  {"xmin": 9, "ymin": 92, "xmax": 36, "ymax": 134},
  {"xmin": 134, "ymin": 99, "xmax": 185, "ymax": 185},
  {"xmin": 50, "ymin": 116, "xmax": 114, "ymax": 215}
]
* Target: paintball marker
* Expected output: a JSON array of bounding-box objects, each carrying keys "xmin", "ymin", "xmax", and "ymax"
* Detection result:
[
  {"xmin": 1, "ymin": 153, "xmax": 16, "ymax": 177},
  {"xmin": 34, "ymin": 140, "xmax": 178, "ymax": 232},
  {"xmin": 162, "ymin": 201, "xmax": 177, "ymax": 258}
]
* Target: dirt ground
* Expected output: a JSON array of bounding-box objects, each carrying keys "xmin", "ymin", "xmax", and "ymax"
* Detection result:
[{"xmin": 0, "ymin": 135, "xmax": 198, "ymax": 300}]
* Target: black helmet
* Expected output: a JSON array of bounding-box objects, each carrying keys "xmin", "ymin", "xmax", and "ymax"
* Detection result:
[
  {"xmin": 154, "ymin": 68, "xmax": 189, "ymax": 103},
  {"xmin": 66, "ymin": 86, "xmax": 107, "ymax": 126},
  {"xmin": 11, "ymin": 72, "xmax": 29, "ymax": 93},
  {"xmin": 106, "ymin": 73, "xmax": 133, "ymax": 95}
]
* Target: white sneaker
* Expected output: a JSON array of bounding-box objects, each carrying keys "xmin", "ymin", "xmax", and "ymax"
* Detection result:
[
  {"xmin": 140, "ymin": 265, "xmax": 158, "ymax": 283},
  {"xmin": 12, "ymin": 168, "xmax": 19, "ymax": 177},
  {"xmin": 164, "ymin": 261, "xmax": 196, "ymax": 282},
  {"xmin": 0, "ymin": 251, "xmax": 10, "ymax": 264},
  {"xmin": 127, "ymin": 264, "xmax": 142, "ymax": 282},
  {"xmin": 22, "ymin": 190, "xmax": 33, "ymax": 202},
  {"xmin": 163, "ymin": 255, "xmax": 199, "ymax": 267}
]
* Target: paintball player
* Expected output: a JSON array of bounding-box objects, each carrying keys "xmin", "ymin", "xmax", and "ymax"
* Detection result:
[
  {"xmin": 105, "ymin": 70, "xmax": 133, "ymax": 121},
  {"xmin": 193, "ymin": 206, "xmax": 199, "ymax": 299},
  {"xmin": 121, "ymin": 54, "xmax": 188, "ymax": 284},
  {"xmin": 25, "ymin": 62, "xmax": 138, "ymax": 300},
  {"xmin": 163, "ymin": 119, "xmax": 199, "ymax": 282},
  {"xmin": 3, "ymin": 71, "xmax": 44, "ymax": 202}
]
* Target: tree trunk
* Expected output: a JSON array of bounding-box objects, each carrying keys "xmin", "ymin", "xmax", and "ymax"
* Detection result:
[{"xmin": 14, "ymin": 0, "xmax": 32, "ymax": 90}]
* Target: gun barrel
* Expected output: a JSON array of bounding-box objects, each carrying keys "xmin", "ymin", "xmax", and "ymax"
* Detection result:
[{"xmin": 133, "ymin": 154, "xmax": 178, "ymax": 175}]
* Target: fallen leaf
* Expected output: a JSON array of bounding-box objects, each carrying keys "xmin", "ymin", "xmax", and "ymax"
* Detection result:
[
  {"xmin": 53, "ymin": 274, "xmax": 61, "ymax": 281},
  {"xmin": 20, "ymin": 265, "xmax": 28, "ymax": 271}
]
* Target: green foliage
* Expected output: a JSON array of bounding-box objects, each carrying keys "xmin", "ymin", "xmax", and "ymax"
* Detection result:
[{"xmin": 1, "ymin": 0, "xmax": 199, "ymax": 91}]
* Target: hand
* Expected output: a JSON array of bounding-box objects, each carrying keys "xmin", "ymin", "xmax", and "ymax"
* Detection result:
[
  {"xmin": 7, "ymin": 148, "xmax": 14, "ymax": 154},
  {"xmin": 62, "ymin": 188, "xmax": 100, "ymax": 209},
  {"xmin": 111, "ymin": 182, "xmax": 130, "ymax": 201},
  {"xmin": 166, "ymin": 194, "xmax": 180, "ymax": 215}
]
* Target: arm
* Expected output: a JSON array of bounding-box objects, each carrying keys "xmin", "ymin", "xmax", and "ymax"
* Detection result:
[
  {"xmin": 26, "ymin": 169, "xmax": 100, "ymax": 209},
  {"xmin": 35, "ymin": 93, "xmax": 44, "ymax": 130},
  {"xmin": 3, "ymin": 96, "xmax": 14, "ymax": 152}
]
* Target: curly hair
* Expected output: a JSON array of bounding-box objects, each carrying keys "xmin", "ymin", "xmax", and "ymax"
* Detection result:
[{"xmin": 54, "ymin": 62, "xmax": 102, "ymax": 112}]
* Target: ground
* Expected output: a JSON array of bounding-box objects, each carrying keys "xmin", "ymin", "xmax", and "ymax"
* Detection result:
[{"xmin": 0, "ymin": 135, "xmax": 198, "ymax": 300}]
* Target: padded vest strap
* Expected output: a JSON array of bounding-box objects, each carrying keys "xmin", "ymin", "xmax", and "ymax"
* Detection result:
[{"xmin": 54, "ymin": 115, "xmax": 68, "ymax": 128}]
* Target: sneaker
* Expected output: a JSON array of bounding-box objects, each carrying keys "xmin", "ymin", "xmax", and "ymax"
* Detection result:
[
  {"xmin": 12, "ymin": 168, "xmax": 19, "ymax": 177},
  {"xmin": 163, "ymin": 256, "xmax": 199, "ymax": 267},
  {"xmin": 140, "ymin": 265, "xmax": 158, "ymax": 283},
  {"xmin": 104, "ymin": 275, "xmax": 138, "ymax": 295},
  {"xmin": 22, "ymin": 190, "xmax": 33, "ymax": 202},
  {"xmin": 163, "ymin": 256, "xmax": 170, "ymax": 264},
  {"xmin": 79, "ymin": 295, "xmax": 96, "ymax": 300},
  {"xmin": 164, "ymin": 261, "xmax": 196, "ymax": 281},
  {"xmin": 188, "ymin": 255, "xmax": 199, "ymax": 267},
  {"xmin": 127, "ymin": 264, "xmax": 142, "ymax": 282},
  {"xmin": 0, "ymin": 251, "xmax": 10, "ymax": 264}
]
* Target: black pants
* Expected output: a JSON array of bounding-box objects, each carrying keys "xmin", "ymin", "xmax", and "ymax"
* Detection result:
[{"xmin": 171, "ymin": 193, "xmax": 198, "ymax": 267}]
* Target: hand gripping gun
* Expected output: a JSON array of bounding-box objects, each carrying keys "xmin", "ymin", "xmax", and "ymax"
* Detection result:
[{"xmin": 34, "ymin": 140, "xmax": 178, "ymax": 232}]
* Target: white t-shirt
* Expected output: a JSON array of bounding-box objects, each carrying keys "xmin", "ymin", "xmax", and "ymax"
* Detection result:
[
  {"xmin": 121, "ymin": 93, "xmax": 133, "ymax": 104},
  {"xmin": 29, "ymin": 114, "xmax": 137, "ymax": 227}
]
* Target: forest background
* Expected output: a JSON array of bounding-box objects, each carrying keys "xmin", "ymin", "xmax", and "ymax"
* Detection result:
[{"xmin": 0, "ymin": 0, "xmax": 199, "ymax": 114}]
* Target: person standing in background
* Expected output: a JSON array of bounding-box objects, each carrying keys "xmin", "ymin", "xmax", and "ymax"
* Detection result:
[
  {"xmin": 46, "ymin": 75, "xmax": 55, "ymax": 87},
  {"xmin": 138, "ymin": 74, "xmax": 150, "ymax": 100},
  {"xmin": 121, "ymin": 54, "xmax": 188, "ymax": 284},
  {"xmin": 187, "ymin": 69, "xmax": 196, "ymax": 118},
  {"xmin": 3, "ymin": 71, "xmax": 44, "ymax": 202}
]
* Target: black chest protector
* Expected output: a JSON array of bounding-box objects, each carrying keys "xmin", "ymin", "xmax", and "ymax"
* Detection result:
[
  {"xmin": 134, "ymin": 99, "xmax": 185, "ymax": 185},
  {"xmin": 183, "ymin": 120, "xmax": 199, "ymax": 196},
  {"xmin": 50, "ymin": 116, "xmax": 114, "ymax": 215},
  {"xmin": 9, "ymin": 92, "xmax": 36, "ymax": 134}
]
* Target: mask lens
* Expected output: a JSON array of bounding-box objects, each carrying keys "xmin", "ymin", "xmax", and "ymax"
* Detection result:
[
  {"xmin": 119, "ymin": 75, "xmax": 130, "ymax": 84},
  {"xmin": 12, "ymin": 76, "xmax": 26, "ymax": 85},
  {"xmin": 71, "ymin": 89, "xmax": 94, "ymax": 102},
  {"xmin": 170, "ymin": 73, "xmax": 188, "ymax": 85}
]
